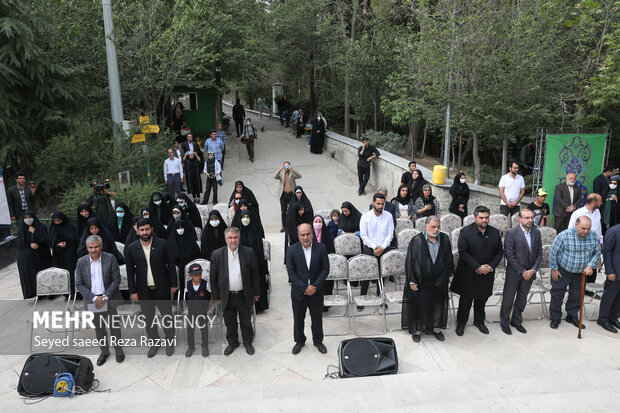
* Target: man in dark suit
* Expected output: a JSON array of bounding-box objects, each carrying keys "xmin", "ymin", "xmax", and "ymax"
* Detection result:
[
  {"xmin": 286, "ymin": 223, "xmax": 330, "ymax": 354},
  {"xmin": 553, "ymin": 172, "xmax": 581, "ymax": 232},
  {"xmin": 7, "ymin": 172, "xmax": 36, "ymax": 222},
  {"xmin": 593, "ymin": 166, "xmax": 616, "ymax": 206},
  {"xmin": 599, "ymin": 223, "xmax": 620, "ymax": 333},
  {"xmin": 75, "ymin": 235, "xmax": 125, "ymax": 366},
  {"xmin": 210, "ymin": 227, "xmax": 260, "ymax": 356},
  {"xmin": 499, "ymin": 209, "xmax": 542, "ymax": 335},
  {"xmin": 125, "ymin": 218, "xmax": 178, "ymax": 358}
]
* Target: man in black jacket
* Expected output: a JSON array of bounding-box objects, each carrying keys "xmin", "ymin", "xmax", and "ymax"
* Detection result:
[
  {"xmin": 125, "ymin": 218, "xmax": 178, "ymax": 357},
  {"xmin": 7, "ymin": 172, "xmax": 36, "ymax": 222},
  {"xmin": 232, "ymin": 99, "xmax": 246, "ymax": 137},
  {"xmin": 450, "ymin": 205, "xmax": 504, "ymax": 336},
  {"xmin": 593, "ymin": 166, "xmax": 616, "ymax": 214},
  {"xmin": 286, "ymin": 223, "xmax": 330, "ymax": 354},
  {"xmin": 210, "ymin": 227, "xmax": 260, "ymax": 356}
]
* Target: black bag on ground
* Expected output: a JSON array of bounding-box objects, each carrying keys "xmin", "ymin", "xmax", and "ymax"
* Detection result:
[{"xmin": 17, "ymin": 353, "xmax": 94, "ymax": 397}]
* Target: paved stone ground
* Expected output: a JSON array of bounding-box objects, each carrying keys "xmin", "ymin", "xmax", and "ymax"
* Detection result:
[{"xmin": 0, "ymin": 115, "xmax": 618, "ymax": 411}]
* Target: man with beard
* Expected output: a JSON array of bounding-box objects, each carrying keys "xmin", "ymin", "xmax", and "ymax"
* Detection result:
[
  {"xmin": 125, "ymin": 219, "xmax": 178, "ymax": 357},
  {"xmin": 201, "ymin": 151, "xmax": 221, "ymax": 205}
]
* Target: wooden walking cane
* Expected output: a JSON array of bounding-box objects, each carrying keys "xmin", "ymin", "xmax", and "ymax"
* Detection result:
[{"xmin": 578, "ymin": 271, "xmax": 586, "ymax": 339}]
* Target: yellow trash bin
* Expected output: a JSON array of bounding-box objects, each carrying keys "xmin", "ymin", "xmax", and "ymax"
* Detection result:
[{"xmin": 432, "ymin": 165, "xmax": 448, "ymax": 185}]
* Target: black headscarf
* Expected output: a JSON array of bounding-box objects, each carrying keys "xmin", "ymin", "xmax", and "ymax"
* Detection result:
[
  {"xmin": 232, "ymin": 199, "xmax": 265, "ymax": 239},
  {"xmin": 49, "ymin": 211, "xmax": 79, "ymax": 246},
  {"xmin": 112, "ymin": 201, "xmax": 134, "ymax": 243},
  {"xmin": 17, "ymin": 211, "xmax": 52, "ymax": 298},
  {"xmin": 288, "ymin": 186, "xmax": 314, "ymax": 217},
  {"xmin": 410, "ymin": 169, "xmax": 429, "ymax": 203},
  {"xmin": 167, "ymin": 205, "xmax": 197, "ymax": 242},
  {"xmin": 418, "ymin": 184, "xmax": 437, "ymax": 217},
  {"xmin": 148, "ymin": 191, "xmax": 171, "ymax": 226},
  {"xmin": 392, "ymin": 184, "xmax": 412, "ymax": 205},
  {"xmin": 449, "ymin": 172, "xmax": 469, "ymax": 216},
  {"xmin": 238, "ymin": 210, "xmax": 268, "ymax": 274},
  {"xmin": 77, "ymin": 203, "xmax": 94, "ymax": 237},
  {"xmin": 312, "ymin": 215, "xmax": 335, "ymax": 254},
  {"xmin": 125, "ymin": 216, "xmax": 141, "ymax": 246},
  {"xmin": 167, "ymin": 220, "xmax": 200, "ymax": 272},
  {"xmin": 177, "ymin": 193, "xmax": 202, "ymax": 228},
  {"xmin": 338, "ymin": 201, "xmax": 362, "ymax": 233},
  {"xmin": 18, "ymin": 211, "xmax": 51, "ymax": 261},
  {"xmin": 78, "ymin": 217, "xmax": 125, "ymax": 264},
  {"xmin": 286, "ymin": 202, "xmax": 313, "ymax": 245},
  {"xmin": 229, "ymin": 180, "xmax": 259, "ymax": 209},
  {"xmin": 140, "ymin": 207, "xmax": 167, "ymax": 239},
  {"xmin": 200, "ymin": 210, "xmax": 227, "ymax": 260}
]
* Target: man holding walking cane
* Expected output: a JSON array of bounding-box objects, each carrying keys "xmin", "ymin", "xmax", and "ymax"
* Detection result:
[{"xmin": 548, "ymin": 216, "xmax": 601, "ymax": 330}]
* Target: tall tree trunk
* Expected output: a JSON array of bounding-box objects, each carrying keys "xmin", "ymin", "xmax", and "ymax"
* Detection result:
[
  {"xmin": 373, "ymin": 89, "xmax": 378, "ymax": 131},
  {"xmin": 309, "ymin": 53, "xmax": 316, "ymax": 114},
  {"xmin": 501, "ymin": 136, "xmax": 508, "ymax": 175},
  {"xmin": 472, "ymin": 132, "xmax": 481, "ymax": 184},
  {"xmin": 457, "ymin": 131, "xmax": 463, "ymax": 171},
  {"xmin": 408, "ymin": 121, "xmax": 421, "ymax": 159},
  {"xmin": 214, "ymin": 59, "xmax": 222, "ymax": 124},
  {"xmin": 344, "ymin": 0, "xmax": 359, "ymax": 138},
  {"xmin": 420, "ymin": 124, "xmax": 427, "ymax": 159}
]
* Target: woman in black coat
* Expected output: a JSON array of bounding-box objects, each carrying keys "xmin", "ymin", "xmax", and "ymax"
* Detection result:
[
  {"xmin": 201, "ymin": 210, "xmax": 228, "ymax": 260},
  {"xmin": 140, "ymin": 207, "xmax": 167, "ymax": 240},
  {"xmin": 229, "ymin": 180, "xmax": 259, "ymax": 210},
  {"xmin": 48, "ymin": 211, "xmax": 79, "ymax": 293},
  {"xmin": 168, "ymin": 220, "xmax": 201, "ymax": 293},
  {"xmin": 284, "ymin": 202, "xmax": 313, "ymax": 264},
  {"xmin": 232, "ymin": 199, "xmax": 265, "ymax": 239},
  {"xmin": 449, "ymin": 172, "xmax": 470, "ymax": 221},
  {"xmin": 76, "ymin": 203, "xmax": 94, "ymax": 238},
  {"xmin": 238, "ymin": 209, "xmax": 270, "ymax": 313},
  {"xmin": 78, "ymin": 217, "xmax": 125, "ymax": 265},
  {"xmin": 337, "ymin": 201, "xmax": 362, "ymax": 236},
  {"xmin": 17, "ymin": 211, "xmax": 52, "ymax": 299},
  {"xmin": 166, "ymin": 205, "xmax": 197, "ymax": 242},
  {"xmin": 312, "ymin": 215, "xmax": 336, "ymax": 303},
  {"xmin": 177, "ymin": 193, "xmax": 203, "ymax": 228},
  {"xmin": 111, "ymin": 201, "xmax": 134, "ymax": 243},
  {"xmin": 409, "ymin": 169, "xmax": 429, "ymax": 204},
  {"xmin": 288, "ymin": 186, "xmax": 314, "ymax": 218},
  {"xmin": 147, "ymin": 191, "xmax": 171, "ymax": 226}
]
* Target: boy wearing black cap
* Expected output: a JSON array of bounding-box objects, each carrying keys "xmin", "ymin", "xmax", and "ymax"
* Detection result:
[{"xmin": 185, "ymin": 263, "xmax": 211, "ymax": 357}]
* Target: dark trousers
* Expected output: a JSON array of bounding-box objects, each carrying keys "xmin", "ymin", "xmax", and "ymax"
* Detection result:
[
  {"xmin": 456, "ymin": 295, "xmax": 488, "ymax": 326},
  {"xmin": 223, "ymin": 292, "xmax": 253, "ymax": 346},
  {"xmin": 500, "ymin": 204, "xmax": 520, "ymax": 217},
  {"xmin": 245, "ymin": 139, "xmax": 255, "ymax": 160},
  {"xmin": 235, "ymin": 120, "xmax": 243, "ymax": 136},
  {"xmin": 93, "ymin": 305, "xmax": 122, "ymax": 355},
  {"xmin": 220, "ymin": 151, "xmax": 225, "ymax": 169},
  {"xmin": 202, "ymin": 178, "xmax": 218, "ymax": 204},
  {"xmin": 186, "ymin": 313, "xmax": 209, "ymax": 348},
  {"xmin": 357, "ymin": 166, "xmax": 371, "ymax": 194},
  {"xmin": 292, "ymin": 293, "xmax": 324, "ymax": 345},
  {"xmin": 500, "ymin": 276, "xmax": 534, "ymax": 327},
  {"xmin": 553, "ymin": 215, "xmax": 571, "ymax": 233},
  {"xmin": 280, "ymin": 192, "xmax": 293, "ymax": 227},
  {"xmin": 549, "ymin": 266, "xmax": 582, "ymax": 321},
  {"xmin": 360, "ymin": 245, "xmax": 392, "ymax": 296},
  {"xmin": 598, "ymin": 278, "xmax": 620, "ymax": 322},
  {"xmin": 142, "ymin": 289, "xmax": 175, "ymax": 342},
  {"xmin": 167, "ymin": 174, "xmax": 181, "ymax": 200}
]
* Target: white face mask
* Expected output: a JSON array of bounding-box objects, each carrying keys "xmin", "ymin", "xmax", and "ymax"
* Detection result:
[
  {"xmin": 173, "ymin": 213, "xmax": 182, "ymax": 220},
  {"xmin": 611, "ymin": 184, "xmax": 618, "ymax": 190},
  {"xmin": 143, "ymin": 214, "xmax": 149, "ymax": 219},
  {"xmin": 176, "ymin": 228, "xmax": 185, "ymax": 235},
  {"xmin": 313, "ymin": 222, "xmax": 322, "ymax": 230},
  {"xmin": 241, "ymin": 217, "xmax": 250, "ymax": 226},
  {"xmin": 209, "ymin": 219, "xmax": 220, "ymax": 227},
  {"xmin": 153, "ymin": 200, "xmax": 162, "ymax": 206},
  {"xmin": 460, "ymin": 178, "xmax": 466, "ymax": 184},
  {"xmin": 567, "ymin": 181, "xmax": 575, "ymax": 186},
  {"xmin": 24, "ymin": 218, "xmax": 34, "ymax": 226},
  {"xmin": 234, "ymin": 199, "xmax": 240, "ymax": 205}
]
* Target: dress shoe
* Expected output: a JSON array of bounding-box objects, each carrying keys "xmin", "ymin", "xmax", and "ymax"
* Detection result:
[
  {"xmin": 565, "ymin": 316, "xmax": 586, "ymax": 329},
  {"xmin": 356, "ymin": 305, "xmax": 365, "ymax": 312},
  {"xmin": 610, "ymin": 319, "xmax": 620, "ymax": 330},
  {"xmin": 549, "ymin": 319, "xmax": 561, "ymax": 329},
  {"xmin": 202, "ymin": 346, "xmax": 209, "ymax": 357},
  {"xmin": 474, "ymin": 322, "xmax": 489, "ymax": 334},
  {"xmin": 323, "ymin": 306, "xmax": 330, "ymax": 313},
  {"xmin": 501, "ymin": 325, "xmax": 512, "ymax": 335},
  {"xmin": 597, "ymin": 320, "xmax": 618, "ymax": 333},
  {"xmin": 292, "ymin": 342, "xmax": 304, "ymax": 354},
  {"xmin": 314, "ymin": 343, "xmax": 327, "ymax": 354},
  {"xmin": 115, "ymin": 349, "xmax": 125, "ymax": 363},
  {"xmin": 412, "ymin": 333, "xmax": 421, "ymax": 343},
  {"xmin": 97, "ymin": 354, "xmax": 109, "ymax": 366},
  {"xmin": 224, "ymin": 343, "xmax": 238, "ymax": 356},
  {"xmin": 245, "ymin": 344, "xmax": 255, "ymax": 355},
  {"xmin": 433, "ymin": 332, "xmax": 445, "ymax": 342},
  {"xmin": 185, "ymin": 346, "xmax": 194, "ymax": 357},
  {"xmin": 166, "ymin": 345, "xmax": 175, "ymax": 356},
  {"xmin": 510, "ymin": 322, "xmax": 527, "ymax": 334},
  {"xmin": 455, "ymin": 325, "xmax": 465, "ymax": 336},
  {"xmin": 147, "ymin": 346, "xmax": 159, "ymax": 358},
  {"xmin": 280, "ymin": 227, "xmax": 285, "ymax": 233}
]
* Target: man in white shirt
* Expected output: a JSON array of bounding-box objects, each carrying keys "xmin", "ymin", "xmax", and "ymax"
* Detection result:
[
  {"xmin": 568, "ymin": 193, "xmax": 604, "ymax": 244},
  {"xmin": 358, "ymin": 193, "xmax": 394, "ymax": 310},
  {"xmin": 75, "ymin": 235, "xmax": 124, "ymax": 366},
  {"xmin": 163, "ymin": 148, "xmax": 184, "ymax": 199},
  {"xmin": 498, "ymin": 161, "xmax": 526, "ymax": 217}
]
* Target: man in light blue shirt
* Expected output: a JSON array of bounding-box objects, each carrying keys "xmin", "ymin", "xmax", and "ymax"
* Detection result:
[{"xmin": 216, "ymin": 123, "xmax": 227, "ymax": 169}]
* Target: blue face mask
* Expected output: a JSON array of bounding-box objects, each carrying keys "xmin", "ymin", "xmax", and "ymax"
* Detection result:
[{"xmin": 116, "ymin": 211, "xmax": 125, "ymax": 218}]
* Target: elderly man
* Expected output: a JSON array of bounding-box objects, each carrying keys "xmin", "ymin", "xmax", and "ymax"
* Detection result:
[
  {"xmin": 75, "ymin": 235, "xmax": 124, "ymax": 366},
  {"xmin": 549, "ymin": 216, "xmax": 601, "ymax": 329},
  {"xmin": 568, "ymin": 193, "xmax": 604, "ymax": 245},
  {"xmin": 402, "ymin": 216, "xmax": 453, "ymax": 342},
  {"xmin": 500, "ymin": 209, "xmax": 542, "ymax": 334},
  {"xmin": 275, "ymin": 161, "xmax": 302, "ymax": 232},
  {"xmin": 553, "ymin": 172, "xmax": 581, "ymax": 232},
  {"xmin": 598, "ymin": 223, "xmax": 620, "ymax": 333}
]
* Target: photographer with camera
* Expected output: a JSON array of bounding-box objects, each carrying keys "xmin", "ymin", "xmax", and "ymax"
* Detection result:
[{"xmin": 85, "ymin": 179, "xmax": 117, "ymax": 234}]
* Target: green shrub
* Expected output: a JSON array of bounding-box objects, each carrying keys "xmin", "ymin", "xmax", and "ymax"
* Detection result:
[{"xmin": 362, "ymin": 129, "xmax": 407, "ymax": 154}]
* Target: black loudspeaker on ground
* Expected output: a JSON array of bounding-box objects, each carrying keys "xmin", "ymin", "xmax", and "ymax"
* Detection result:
[
  {"xmin": 338, "ymin": 337, "xmax": 398, "ymax": 378},
  {"xmin": 17, "ymin": 353, "xmax": 95, "ymax": 397}
]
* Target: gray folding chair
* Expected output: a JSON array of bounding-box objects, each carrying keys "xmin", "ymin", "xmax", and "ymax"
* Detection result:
[
  {"xmin": 196, "ymin": 204, "xmax": 210, "ymax": 227},
  {"xmin": 115, "ymin": 241, "xmax": 125, "ymax": 258},
  {"xmin": 440, "ymin": 213, "xmax": 462, "ymax": 236},
  {"xmin": 31, "ymin": 268, "xmax": 72, "ymax": 351},
  {"xmin": 213, "ymin": 203, "xmax": 230, "ymax": 226},
  {"xmin": 511, "ymin": 212, "xmax": 519, "ymax": 228},
  {"xmin": 448, "ymin": 249, "xmax": 460, "ymax": 323},
  {"xmin": 116, "ymin": 264, "xmax": 141, "ymax": 317},
  {"xmin": 539, "ymin": 227, "xmax": 557, "ymax": 246},
  {"xmin": 463, "ymin": 215, "xmax": 475, "ymax": 227},
  {"xmin": 334, "ymin": 233, "xmax": 362, "ymax": 257},
  {"xmin": 489, "ymin": 214, "xmax": 510, "ymax": 236},
  {"xmin": 395, "ymin": 218, "xmax": 413, "ymax": 235},
  {"xmin": 415, "ymin": 218, "xmax": 426, "ymax": 232},
  {"xmin": 451, "ymin": 227, "xmax": 462, "ymax": 249},
  {"xmin": 397, "ymin": 228, "xmax": 420, "ymax": 251},
  {"xmin": 348, "ymin": 254, "xmax": 387, "ymax": 335},
  {"xmin": 323, "ymin": 254, "xmax": 351, "ymax": 335},
  {"xmin": 315, "ymin": 209, "xmax": 332, "ymax": 222},
  {"xmin": 380, "ymin": 250, "xmax": 407, "ymax": 331}
]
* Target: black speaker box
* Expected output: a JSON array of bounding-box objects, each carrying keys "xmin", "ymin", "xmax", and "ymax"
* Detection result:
[
  {"xmin": 338, "ymin": 337, "xmax": 398, "ymax": 378},
  {"xmin": 17, "ymin": 353, "xmax": 94, "ymax": 397}
]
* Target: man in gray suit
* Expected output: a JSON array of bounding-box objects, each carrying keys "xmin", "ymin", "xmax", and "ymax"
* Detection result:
[
  {"xmin": 500, "ymin": 209, "xmax": 542, "ymax": 334},
  {"xmin": 75, "ymin": 235, "xmax": 125, "ymax": 366},
  {"xmin": 553, "ymin": 172, "xmax": 582, "ymax": 232}
]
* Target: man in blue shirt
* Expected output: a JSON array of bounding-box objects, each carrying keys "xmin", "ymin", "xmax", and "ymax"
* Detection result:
[
  {"xmin": 216, "ymin": 123, "xmax": 227, "ymax": 169},
  {"xmin": 204, "ymin": 129, "xmax": 225, "ymax": 182},
  {"xmin": 549, "ymin": 216, "xmax": 601, "ymax": 329}
]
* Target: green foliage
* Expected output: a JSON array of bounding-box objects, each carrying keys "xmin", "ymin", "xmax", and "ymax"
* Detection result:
[{"xmin": 362, "ymin": 129, "xmax": 407, "ymax": 154}]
